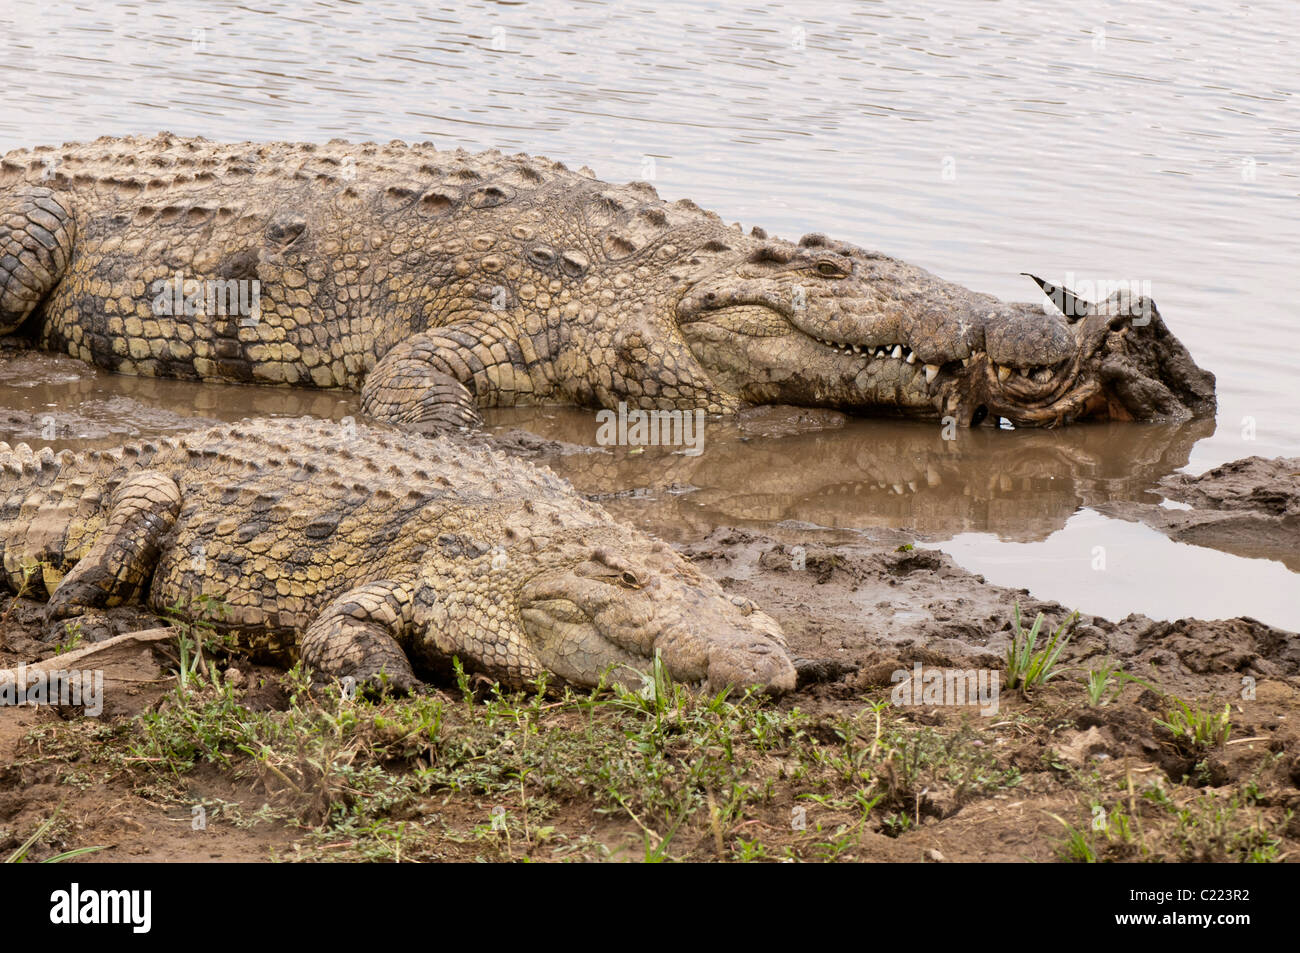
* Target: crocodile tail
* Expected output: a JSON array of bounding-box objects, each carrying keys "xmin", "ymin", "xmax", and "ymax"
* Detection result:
[{"xmin": 0, "ymin": 185, "xmax": 75, "ymax": 333}]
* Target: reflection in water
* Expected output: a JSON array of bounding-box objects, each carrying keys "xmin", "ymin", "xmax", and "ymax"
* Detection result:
[
  {"xmin": 0, "ymin": 349, "xmax": 358, "ymax": 450},
  {"xmin": 484, "ymin": 405, "xmax": 1214, "ymax": 542},
  {"xmin": 2, "ymin": 349, "xmax": 1209, "ymax": 545},
  {"xmin": 933, "ymin": 510, "xmax": 1300, "ymax": 631}
]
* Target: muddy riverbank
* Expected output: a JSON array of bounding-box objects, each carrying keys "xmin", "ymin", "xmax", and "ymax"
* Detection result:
[
  {"xmin": 1, "ymin": 345, "xmax": 1297, "ymax": 860},
  {"xmin": 1, "ymin": 491, "xmax": 1296, "ymax": 861}
]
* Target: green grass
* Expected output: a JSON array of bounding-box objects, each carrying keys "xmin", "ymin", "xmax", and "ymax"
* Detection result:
[
  {"xmin": 1155, "ymin": 697, "xmax": 1232, "ymax": 752},
  {"xmin": 1084, "ymin": 660, "xmax": 1155, "ymax": 707},
  {"xmin": 14, "ymin": 633, "xmax": 1285, "ymax": 864},
  {"xmin": 1162, "ymin": 791, "xmax": 1285, "ymax": 863},
  {"xmin": 1005, "ymin": 603, "xmax": 1077, "ymax": 694},
  {"xmin": 92, "ymin": 659, "xmax": 816, "ymax": 860},
  {"xmin": 21, "ymin": 650, "xmax": 1035, "ymax": 861},
  {"xmin": 1053, "ymin": 781, "xmax": 1286, "ymax": 863}
]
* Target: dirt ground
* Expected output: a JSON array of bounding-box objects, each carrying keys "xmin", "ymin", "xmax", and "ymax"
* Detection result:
[{"xmin": 2, "ymin": 508, "xmax": 1296, "ymax": 862}]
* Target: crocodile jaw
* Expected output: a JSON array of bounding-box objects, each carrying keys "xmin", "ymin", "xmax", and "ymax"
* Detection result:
[
  {"xmin": 513, "ymin": 536, "xmax": 795, "ymax": 694},
  {"xmin": 679, "ymin": 290, "xmax": 1213, "ymax": 427},
  {"xmin": 676, "ymin": 279, "xmax": 1076, "ymax": 421},
  {"xmin": 681, "ymin": 313, "xmax": 942, "ymax": 415}
]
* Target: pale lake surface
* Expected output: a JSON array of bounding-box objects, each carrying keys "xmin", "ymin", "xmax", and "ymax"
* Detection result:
[{"xmin": 1, "ymin": 0, "xmax": 1297, "ymax": 626}]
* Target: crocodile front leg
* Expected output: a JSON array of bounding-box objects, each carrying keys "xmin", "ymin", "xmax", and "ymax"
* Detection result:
[
  {"xmin": 360, "ymin": 319, "xmax": 538, "ymax": 433},
  {"xmin": 299, "ymin": 579, "xmax": 422, "ymax": 694},
  {"xmin": 46, "ymin": 471, "xmax": 182, "ymax": 618}
]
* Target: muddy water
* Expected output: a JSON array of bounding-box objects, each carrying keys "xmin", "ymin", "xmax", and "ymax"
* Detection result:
[{"xmin": 1, "ymin": 1, "xmax": 1297, "ymax": 626}]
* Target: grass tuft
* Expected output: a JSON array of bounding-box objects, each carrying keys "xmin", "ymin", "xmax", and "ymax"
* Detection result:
[{"xmin": 1005, "ymin": 603, "xmax": 1077, "ymax": 694}]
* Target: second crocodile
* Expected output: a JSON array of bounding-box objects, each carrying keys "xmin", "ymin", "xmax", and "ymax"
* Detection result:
[{"xmin": 0, "ymin": 417, "xmax": 796, "ymax": 693}]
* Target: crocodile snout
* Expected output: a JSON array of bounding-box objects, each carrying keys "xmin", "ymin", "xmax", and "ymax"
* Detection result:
[
  {"xmin": 651, "ymin": 594, "xmax": 796, "ymax": 695},
  {"xmin": 706, "ymin": 629, "xmax": 797, "ymax": 695}
]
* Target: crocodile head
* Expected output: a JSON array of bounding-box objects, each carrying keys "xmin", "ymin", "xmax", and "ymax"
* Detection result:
[
  {"xmin": 414, "ymin": 521, "xmax": 795, "ymax": 694},
  {"xmin": 677, "ymin": 234, "xmax": 1215, "ymax": 427}
]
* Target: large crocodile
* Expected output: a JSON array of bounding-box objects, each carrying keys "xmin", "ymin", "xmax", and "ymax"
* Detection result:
[
  {"xmin": 1, "ymin": 134, "xmax": 1214, "ymax": 429},
  {"xmin": 0, "ymin": 417, "xmax": 796, "ymax": 694}
]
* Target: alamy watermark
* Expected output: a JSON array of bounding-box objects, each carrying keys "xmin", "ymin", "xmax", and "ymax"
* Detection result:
[
  {"xmin": 49, "ymin": 884, "xmax": 150, "ymax": 933},
  {"xmin": 0, "ymin": 665, "xmax": 104, "ymax": 717},
  {"xmin": 151, "ymin": 272, "xmax": 262, "ymax": 325},
  {"xmin": 890, "ymin": 662, "xmax": 1000, "ymax": 716},
  {"xmin": 595, "ymin": 402, "xmax": 705, "ymax": 455},
  {"xmin": 1042, "ymin": 271, "xmax": 1154, "ymax": 326}
]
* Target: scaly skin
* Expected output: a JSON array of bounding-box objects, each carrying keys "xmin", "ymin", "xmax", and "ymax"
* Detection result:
[
  {"xmin": 1, "ymin": 133, "xmax": 1214, "ymax": 429},
  {"xmin": 0, "ymin": 417, "xmax": 795, "ymax": 694}
]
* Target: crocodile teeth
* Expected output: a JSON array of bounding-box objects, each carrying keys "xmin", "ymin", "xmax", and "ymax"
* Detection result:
[
  {"xmin": 924, "ymin": 364, "xmax": 940, "ymax": 383},
  {"xmin": 997, "ymin": 365, "xmax": 1012, "ymax": 382},
  {"xmin": 906, "ymin": 352, "xmax": 917, "ymax": 365},
  {"xmin": 961, "ymin": 357, "xmax": 971, "ymax": 367},
  {"xmin": 1033, "ymin": 366, "xmax": 1053, "ymax": 383},
  {"xmin": 817, "ymin": 338, "xmax": 876, "ymax": 360},
  {"xmin": 891, "ymin": 345, "xmax": 902, "ymax": 359}
]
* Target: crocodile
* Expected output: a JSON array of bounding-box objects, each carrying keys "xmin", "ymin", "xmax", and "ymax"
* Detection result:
[
  {"xmin": 0, "ymin": 417, "xmax": 796, "ymax": 694},
  {"xmin": 0, "ymin": 133, "xmax": 1215, "ymax": 430}
]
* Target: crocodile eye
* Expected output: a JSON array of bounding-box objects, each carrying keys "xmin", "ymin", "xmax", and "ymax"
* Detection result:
[
  {"xmin": 618, "ymin": 571, "xmax": 641, "ymax": 589},
  {"xmin": 815, "ymin": 260, "xmax": 846, "ymax": 278}
]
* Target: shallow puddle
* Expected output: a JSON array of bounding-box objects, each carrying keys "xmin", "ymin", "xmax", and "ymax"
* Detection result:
[{"xmin": 930, "ymin": 508, "xmax": 1300, "ymax": 631}]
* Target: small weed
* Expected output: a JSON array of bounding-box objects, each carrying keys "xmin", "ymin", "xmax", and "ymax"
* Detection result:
[
  {"xmin": 1084, "ymin": 660, "xmax": 1155, "ymax": 707},
  {"xmin": 1085, "ymin": 659, "xmax": 1121, "ymax": 706},
  {"xmin": 160, "ymin": 594, "xmax": 234, "ymax": 691},
  {"xmin": 54, "ymin": 620, "xmax": 84, "ymax": 656},
  {"xmin": 1005, "ymin": 603, "xmax": 1077, "ymax": 694},
  {"xmin": 1155, "ymin": 697, "xmax": 1232, "ymax": 752},
  {"xmin": 0, "ymin": 559, "xmax": 41, "ymax": 628},
  {"xmin": 5, "ymin": 813, "xmax": 106, "ymax": 863}
]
